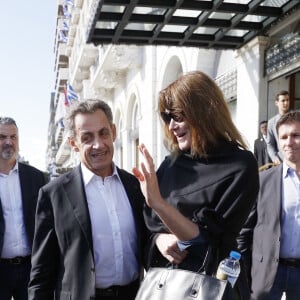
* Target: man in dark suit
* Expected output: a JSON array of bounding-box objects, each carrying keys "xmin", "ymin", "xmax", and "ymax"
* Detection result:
[
  {"xmin": 238, "ymin": 110, "xmax": 300, "ymax": 299},
  {"xmin": 28, "ymin": 99, "xmax": 148, "ymax": 300},
  {"xmin": 254, "ymin": 120, "xmax": 272, "ymax": 168},
  {"xmin": 0, "ymin": 117, "xmax": 47, "ymax": 300}
]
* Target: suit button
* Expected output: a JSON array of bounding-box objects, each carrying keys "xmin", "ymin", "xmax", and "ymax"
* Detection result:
[{"xmin": 91, "ymin": 267, "xmax": 95, "ymax": 272}]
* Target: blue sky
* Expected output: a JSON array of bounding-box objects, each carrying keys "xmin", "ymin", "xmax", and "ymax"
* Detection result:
[{"xmin": 0, "ymin": 1, "xmax": 57, "ymax": 171}]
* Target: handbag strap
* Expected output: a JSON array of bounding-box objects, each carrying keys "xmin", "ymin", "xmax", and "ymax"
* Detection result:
[{"xmin": 196, "ymin": 245, "xmax": 212, "ymax": 273}]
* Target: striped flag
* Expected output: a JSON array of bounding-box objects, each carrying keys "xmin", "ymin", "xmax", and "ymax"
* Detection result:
[
  {"xmin": 63, "ymin": 5, "xmax": 71, "ymax": 18},
  {"xmin": 59, "ymin": 31, "xmax": 68, "ymax": 43},
  {"xmin": 63, "ymin": 21, "xmax": 69, "ymax": 32},
  {"xmin": 64, "ymin": 82, "xmax": 78, "ymax": 106}
]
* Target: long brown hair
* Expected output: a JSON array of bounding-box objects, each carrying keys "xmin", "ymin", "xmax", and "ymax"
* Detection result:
[{"xmin": 159, "ymin": 71, "xmax": 248, "ymax": 157}]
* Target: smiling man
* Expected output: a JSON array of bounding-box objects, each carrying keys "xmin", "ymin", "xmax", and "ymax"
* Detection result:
[
  {"xmin": 28, "ymin": 99, "xmax": 148, "ymax": 300},
  {"xmin": 238, "ymin": 110, "xmax": 300, "ymax": 299},
  {"xmin": 0, "ymin": 117, "xmax": 47, "ymax": 300}
]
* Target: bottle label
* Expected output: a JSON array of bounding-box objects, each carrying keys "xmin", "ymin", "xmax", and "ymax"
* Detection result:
[{"xmin": 216, "ymin": 270, "xmax": 228, "ymax": 281}]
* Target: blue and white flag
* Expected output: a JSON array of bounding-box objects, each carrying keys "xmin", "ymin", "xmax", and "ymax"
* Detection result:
[
  {"xmin": 63, "ymin": 5, "xmax": 71, "ymax": 18},
  {"xmin": 59, "ymin": 31, "xmax": 68, "ymax": 43},
  {"xmin": 65, "ymin": 82, "xmax": 78, "ymax": 106},
  {"xmin": 62, "ymin": 21, "xmax": 69, "ymax": 32}
]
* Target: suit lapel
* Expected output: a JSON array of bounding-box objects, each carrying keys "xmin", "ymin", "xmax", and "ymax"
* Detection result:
[
  {"xmin": 64, "ymin": 166, "xmax": 93, "ymax": 250},
  {"xmin": 277, "ymin": 165, "xmax": 284, "ymax": 223},
  {"xmin": 18, "ymin": 163, "xmax": 30, "ymax": 213},
  {"xmin": 271, "ymin": 165, "xmax": 283, "ymax": 222},
  {"xmin": 117, "ymin": 168, "xmax": 139, "ymax": 218}
]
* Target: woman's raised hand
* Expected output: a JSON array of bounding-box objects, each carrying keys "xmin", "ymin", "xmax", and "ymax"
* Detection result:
[{"xmin": 132, "ymin": 144, "xmax": 163, "ymax": 209}]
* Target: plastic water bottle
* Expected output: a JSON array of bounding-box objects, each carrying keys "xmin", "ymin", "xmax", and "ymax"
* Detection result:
[{"xmin": 216, "ymin": 251, "xmax": 241, "ymax": 288}]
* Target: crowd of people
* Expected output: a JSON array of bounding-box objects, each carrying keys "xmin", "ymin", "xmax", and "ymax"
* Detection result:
[{"xmin": 0, "ymin": 71, "xmax": 297, "ymax": 300}]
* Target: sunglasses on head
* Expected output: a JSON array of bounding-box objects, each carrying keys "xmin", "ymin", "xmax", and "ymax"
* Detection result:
[{"xmin": 160, "ymin": 111, "xmax": 184, "ymax": 124}]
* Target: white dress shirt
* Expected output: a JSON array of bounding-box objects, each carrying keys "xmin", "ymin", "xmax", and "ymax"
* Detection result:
[
  {"xmin": 0, "ymin": 163, "xmax": 31, "ymax": 258},
  {"xmin": 262, "ymin": 134, "xmax": 267, "ymax": 142},
  {"xmin": 280, "ymin": 163, "xmax": 300, "ymax": 258},
  {"xmin": 81, "ymin": 163, "xmax": 139, "ymax": 288}
]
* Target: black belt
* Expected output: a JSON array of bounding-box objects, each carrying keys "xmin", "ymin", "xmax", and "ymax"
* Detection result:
[
  {"xmin": 279, "ymin": 258, "xmax": 300, "ymax": 268},
  {"xmin": 0, "ymin": 256, "xmax": 31, "ymax": 265},
  {"xmin": 95, "ymin": 279, "xmax": 139, "ymax": 298}
]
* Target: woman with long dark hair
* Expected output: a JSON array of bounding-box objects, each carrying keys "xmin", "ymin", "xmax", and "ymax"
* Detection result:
[{"xmin": 133, "ymin": 71, "xmax": 259, "ymax": 299}]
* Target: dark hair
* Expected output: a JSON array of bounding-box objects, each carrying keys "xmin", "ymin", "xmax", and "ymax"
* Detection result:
[
  {"xmin": 276, "ymin": 110, "xmax": 300, "ymax": 133},
  {"xmin": 275, "ymin": 90, "xmax": 289, "ymax": 101},
  {"xmin": 158, "ymin": 70, "xmax": 247, "ymax": 157},
  {"xmin": 259, "ymin": 120, "xmax": 267, "ymax": 126},
  {"xmin": 0, "ymin": 117, "xmax": 17, "ymax": 128},
  {"xmin": 65, "ymin": 99, "xmax": 113, "ymax": 138}
]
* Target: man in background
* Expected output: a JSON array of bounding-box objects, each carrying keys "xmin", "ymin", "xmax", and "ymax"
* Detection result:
[
  {"xmin": 254, "ymin": 120, "xmax": 272, "ymax": 168},
  {"xmin": 0, "ymin": 117, "xmax": 47, "ymax": 300},
  {"xmin": 266, "ymin": 90, "xmax": 290, "ymax": 164}
]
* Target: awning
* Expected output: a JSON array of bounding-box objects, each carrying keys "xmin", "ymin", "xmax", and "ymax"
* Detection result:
[{"xmin": 86, "ymin": 0, "xmax": 300, "ymax": 49}]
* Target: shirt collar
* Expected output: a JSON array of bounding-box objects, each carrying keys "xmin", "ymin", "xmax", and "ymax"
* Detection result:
[
  {"xmin": 0, "ymin": 161, "xmax": 18, "ymax": 176},
  {"xmin": 80, "ymin": 162, "xmax": 119, "ymax": 186},
  {"xmin": 12, "ymin": 162, "xmax": 18, "ymax": 172},
  {"xmin": 283, "ymin": 162, "xmax": 294, "ymax": 178}
]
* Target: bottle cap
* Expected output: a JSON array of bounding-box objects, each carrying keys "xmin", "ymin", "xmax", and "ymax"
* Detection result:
[{"xmin": 229, "ymin": 251, "xmax": 241, "ymax": 260}]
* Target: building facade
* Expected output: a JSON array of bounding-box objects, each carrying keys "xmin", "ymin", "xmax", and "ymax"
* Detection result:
[{"xmin": 47, "ymin": 0, "xmax": 300, "ymax": 176}]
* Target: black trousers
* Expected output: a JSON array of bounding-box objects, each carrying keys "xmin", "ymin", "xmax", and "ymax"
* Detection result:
[
  {"xmin": 95, "ymin": 279, "xmax": 139, "ymax": 300},
  {"xmin": 0, "ymin": 256, "xmax": 31, "ymax": 300}
]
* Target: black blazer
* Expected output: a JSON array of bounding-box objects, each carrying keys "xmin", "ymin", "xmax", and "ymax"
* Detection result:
[
  {"xmin": 28, "ymin": 165, "xmax": 147, "ymax": 300},
  {"xmin": 254, "ymin": 137, "xmax": 272, "ymax": 167},
  {"xmin": 0, "ymin": 162, "xmax": 47, "ymax": 253}
]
